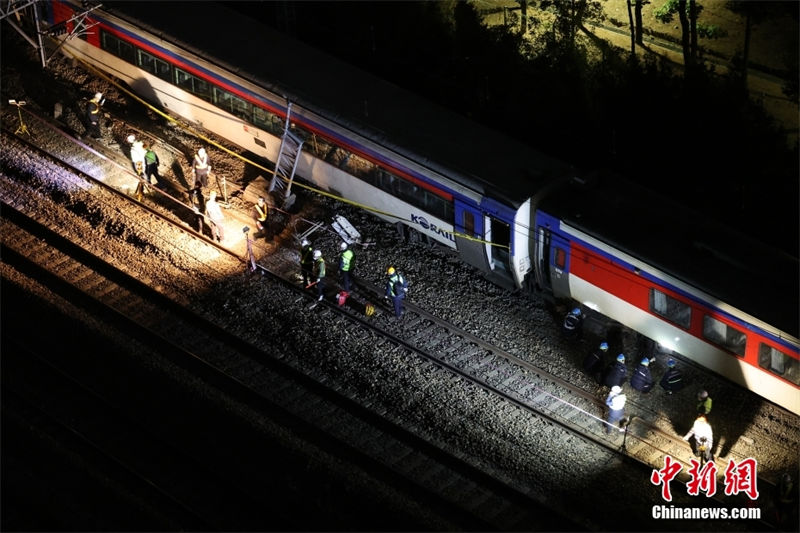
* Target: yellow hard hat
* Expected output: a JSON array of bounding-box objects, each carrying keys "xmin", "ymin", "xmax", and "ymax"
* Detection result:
[{"xmin": 386, "ymin": 266, "xmax": 395, "ymax": 275}]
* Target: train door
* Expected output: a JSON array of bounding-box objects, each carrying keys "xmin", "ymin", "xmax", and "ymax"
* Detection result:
[
  {"xmin": 536, "ymin": 227, "xmax": 552, "ymax": 292},
  {"xmin": 484, "ymin": 215, "xmax": 510, "ymax": 274},
  {"xmin": 453, "ymin": 199, "xmax": 486, "ymax": 270},
  {"xmin": 534, "ymin": 211, "xmax": 571, "ymax": 299}
]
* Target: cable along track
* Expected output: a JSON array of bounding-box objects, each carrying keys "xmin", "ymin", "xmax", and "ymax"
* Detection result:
[
  {"xmin": 0, "ymin": 149, "xmax": 567, "ymax": 531},
  {"xmin": 0, "ymin": 109, "xmax": 786, "ymax": 530}
]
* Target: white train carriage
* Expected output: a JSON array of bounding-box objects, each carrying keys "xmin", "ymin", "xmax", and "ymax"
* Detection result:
[
  {"xmin": 535, "ymin": 174, "xmax": 800, "ymax": 414},
  {"xmin": 44, "ymin": 2, "xmax": 800, "ymax": 413},
  {"xmin": 47, "ymin": 0, "xmax": 569, "ymax": 290}
]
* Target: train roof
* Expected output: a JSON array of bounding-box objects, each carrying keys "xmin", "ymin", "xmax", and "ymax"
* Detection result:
[
  {"xmin": 101, "ymin": 1, "xmax": 571, "ymax": 207},
  {"xmin": 541, "ymin": 173, "xmax": 799, "ymax": 339}
]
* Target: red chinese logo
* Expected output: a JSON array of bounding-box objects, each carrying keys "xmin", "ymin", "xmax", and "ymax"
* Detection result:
[
  {"xmin": 651, "ymin": 455, "xmax": 683, "ymax": 502},
  {"xmin": 686, "ymin": 459, "xmax": 717, "ymax": 496},
  {"xmin": 724, "ymin": 458, "xmax": 760, "ymax": 500},
  {"xmin": 651, "ymin": 456, "xmax": 759, "ymax": 501}
]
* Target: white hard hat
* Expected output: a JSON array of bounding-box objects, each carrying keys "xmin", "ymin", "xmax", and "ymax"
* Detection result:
[
  {"xmin": 209, "ymin": 191, "xmax": 217, "ymax": 199},
  {"xmin": 611, "ymin": 385, "xmax": 622, "ymax": 394},
  {"xmin": 340, "ymin": 242, "xmax": 348, "ymax": 250},
  {"xmin": 198, "ymin": 148, "xmax": 206, "ymax": 156},
  {"xmin": 301, "ymin": 239, "xmax": 309, "ymax": 247},
  {"xmin": 94, "ymin": 92, "xmax": 103, "ymax": 100},
  {"xmin": 313, "ymin": 250, "xmax": 321, "ymax": 259},
  {"xmin": 127, "ymin": 134, "xmax": 136, "ymax": 144}
]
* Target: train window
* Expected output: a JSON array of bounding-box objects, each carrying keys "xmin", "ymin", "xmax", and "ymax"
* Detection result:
[
  {"xmin": 137, "ymin": 50, "xmax": 154, "ymax": 71},
  {"xmin": 212, "ymin": 88, "xmax": 251, "ymax": 121},
  {"xmin": 175, "ymin": 68, "xmax": 192, "ymax": 91},
  {"xmin": 702, "ymin": 315, "xmax": 746, "ymax": 357},
  {"xmin": 396, "ymin": 179, "xmax": 419, "ymax": 204},
  {"xmin": 119, "ymin": 41, "xmax": 135, "ymax": 64},
  {"xmin": 554, "ymin": 247, "xmax": 566, "ymax": 269},
  {"xmin": 270, "ymin": 115, "xmax": 284, "ymax": 136},
  {"xmin": 137, "ymin": 50, "xmax": 171, "ymax": 82},
  {"xmin": 650, "ymin": 289, "xmax": 691, "ymax": 329},
  {"xmin": 463, "ymin": 210, "xmax": 475, "ymax": 236},
  {"xmin": 252, "ymin": 106, "xmax": 270, "ymax": 129},
  {"xmin": 174, "ymin": 68, "xmax": 211, "ymax": 101},
  {"xmin": 347, "ymin": 153, "xmax": 375, "ymax": 180},
  {"xmin": 100, "ymin": 30, "xmax": 134, "ymax": 64},
  {"xmin": 212, "ymin": 88, "xmax": 231, "ymax": 111},
  {"xmin": 758, "ymin": 344, "xmax": 800, "ymax": 385},
  {"xmin": 100, "ymin": 30, "xmax": 114, "ymax": 52},
  {"xmin": 423, "ymin": 190, "xmax": 450, "ymax": 221}
]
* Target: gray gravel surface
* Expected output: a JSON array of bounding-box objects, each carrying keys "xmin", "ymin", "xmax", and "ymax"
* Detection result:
[{"xmin": 2, "ymin": 28, "xmax": 798, "ymax": 532}]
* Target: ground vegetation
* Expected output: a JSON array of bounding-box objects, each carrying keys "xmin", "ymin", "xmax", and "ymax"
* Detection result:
[{"xmin": 230, "ymin": 0, "xmax": 798, "ymax": 256}]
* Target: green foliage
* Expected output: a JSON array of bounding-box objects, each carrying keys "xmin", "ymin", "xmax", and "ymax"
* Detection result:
[
  {"xmin": 285, "ymin": 0, "xmax": 798, "ymax": 254},
  {"xmin": 696, "ymin": 23, "xmax": 727, "ymax": 39},
  {"xmin": 655, "ymin": 0, "xmax": 723, "ymax": 40},
  {"xmin": 654, "ymin": 0, "xmax": 679, "ymax": 24}
]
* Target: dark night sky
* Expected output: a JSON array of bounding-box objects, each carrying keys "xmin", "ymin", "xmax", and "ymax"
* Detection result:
[{"xmin": 221, "ymin": 1, "xmax": 799, "ymax": 258}]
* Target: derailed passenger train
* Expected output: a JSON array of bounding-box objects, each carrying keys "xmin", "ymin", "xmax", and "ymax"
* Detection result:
[{"xmin": 44, "ymin": 1, "xmax": 799, "ymax": 414}]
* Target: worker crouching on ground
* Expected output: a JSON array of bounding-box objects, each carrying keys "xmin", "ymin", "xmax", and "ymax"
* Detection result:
[
  {"xmin": 604, "ymin": 353, "xmax": 627, "ymax": 388},
  {"xmin": 630, "ymin": 357, "xmax": 654, "ymax": 393},
  {"xmin": 563, "ymin": 307, "xmax": 584, "ymax": 339},
  {"xmin": 584, "ymin": 341, "xmax": 608, "ymax": 383},
  {"xmin": 659, "ymin": 358, "xmax": 684, "ymax": 394}
]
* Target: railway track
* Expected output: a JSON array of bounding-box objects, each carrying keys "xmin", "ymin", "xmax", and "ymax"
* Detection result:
[
  {"xmin": 2, "ymin": 107, "xmax": 791, "ymax": 530},
  {"xmin": 0, "ymin": 139, "xmax": 566, "ymax": 530}
]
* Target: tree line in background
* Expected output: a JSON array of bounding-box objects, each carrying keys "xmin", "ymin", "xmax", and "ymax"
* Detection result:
[{"xmin": 244, "ymin": 0, "xmax": 798, "ymax": 255}]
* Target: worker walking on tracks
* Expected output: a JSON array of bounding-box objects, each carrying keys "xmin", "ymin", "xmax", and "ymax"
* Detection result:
[
  {"xmin": 86, "ymin": 91, "xmax": 105, "ymax": 139},
  {"xmin": 338, "ymin": 242, "xmax": 354, "ymax": 293},
  {"xmin": 604, "ymin": 385, "xmax": 627, "ymax": 434},
  {"xmin": 144, "ymin": 145, "xmax": 161, "ymax": 188},
  {"xmin": 696, "ymin": 390, "xmax": 713, "ymax": 416},
  {"xmin": 683, "ymin": 414, "xmax": 714, "ymax": 463},
  {"xmin": 130, "ymin": 138, "xmax": 146, "ymax": 175},
  {"xmin": 299, "ymin": 239, "xmax": 314, "ymax": 287},
  {"xmin": 192, "ymin": 147, "xmax": 210, "ymax": 189},
  {"xmin": 130, "ymin": 138, "xmax": 149, "ymax": 200},
  {"xmin": 385, "ymin": 266, "xmax": 408, "ymax": 318},
  {"xmin": 189, "ymin": 184, "xmax": 206, "ymax": 235},
  {"xmin": 252, "ymin": 196, "xmax": 269, "ymax": 240},
  {"xmin": 312, "ymin": 249, "xmax": 326, "ymax": 301},
  {"xmin": 205, "ymin": 190, "xmax": 225, "ymax": 243}
]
